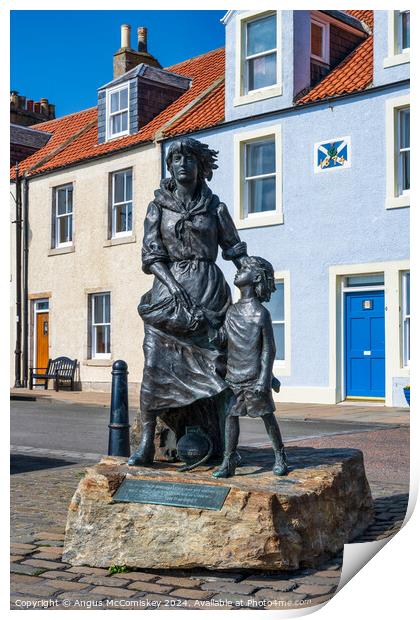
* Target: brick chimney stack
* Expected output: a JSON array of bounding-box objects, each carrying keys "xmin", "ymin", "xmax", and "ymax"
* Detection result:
[
  {"xmin": 10, "ymin": 91, "xmax": 55, "ymax": 126},
  {"xmin": 113, "ymin": 24, "xmax": 161, "ymax": 78}
]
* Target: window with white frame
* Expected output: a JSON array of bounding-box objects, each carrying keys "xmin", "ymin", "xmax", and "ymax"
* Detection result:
[
  {"xmin": 107, "ymin": 85, "xmax": 129, "ymax": 139},
  {"xmin": 397, "ymin": 107, "xmax": 410, "ymax": 195},
  {"xmin": 402, "ymin": 271, "xmax": 410, "ymax": 367},
  {"xmin": 398, "ymin": 10, "xmax": 410, "ymax": 52},
  {"xmin": 111, "ymin": 169, "xmax": 133, "ymax": 237},
  {"xmin": 244, "ymin": 138, "xmax": 276, "ymax": 216},
  {"xmin": 234, "ymin": 125, "xmax": 282, "ymax": 228},
  {"xmin": 385, "ymin": 96, "xmax": 410, "ymax": 209},
  {"xmin": 384, "ymin": 10, "xmax": 410, "ymax": 68},
  {"xmin": 53, "ymin": 184, "xmax": 73, "ymax": 247},
  {"xmin": 90, "ymin": 293, "xmax": 111, "ymax": 358},
  {"xmin": 265, "ymin": 281, "xmax": 285, "ymax": 362},
  {"xmin": 311, "ymin": 17, "xmax": 329, "ymax": 64},
  {"xmin": 244, "ymin": 13, "xmax": 277, "ymax": 93}
]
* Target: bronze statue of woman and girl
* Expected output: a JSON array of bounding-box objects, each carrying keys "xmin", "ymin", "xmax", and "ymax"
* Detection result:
[{"xmin": 128, "ymin": 137, "xmax": 288, "ymax": 478}]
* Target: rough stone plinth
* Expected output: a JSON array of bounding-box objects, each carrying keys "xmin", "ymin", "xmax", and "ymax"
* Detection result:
[{"xmin": 63, "ymin": 447, "xmax": 374, "ymax": 570}]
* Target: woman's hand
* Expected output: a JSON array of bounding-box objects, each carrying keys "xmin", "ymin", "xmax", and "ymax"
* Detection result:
[
  {"xmin": 149, "ymin": 262, "xmax": 192, "ymax": 309},
  {"xmin": 232, "ymin": 247, "xmax": 249, "ymax": 269},
  {"xmin": 167, "ymin": 280, "xmax": 192, "ymax": 309}
]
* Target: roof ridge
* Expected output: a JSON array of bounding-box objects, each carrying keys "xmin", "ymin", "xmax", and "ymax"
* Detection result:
[
  {"xmin": 156, "ymin": 75, "xmax": 225, "ymax": 140},
  {"xmin": 164, "ymin": 80, "xmax": 225, "ymax": 138},
  {"xmin": 30, "ymin": 105, "xmax": 97, "ymax": 130},
  {"xmin": 165, "ymin": 46, "xmax": 224, "ymax": 71},
  {"xmin": 24, "ymin": 118, "xmax": 97, "ymax": 176}
]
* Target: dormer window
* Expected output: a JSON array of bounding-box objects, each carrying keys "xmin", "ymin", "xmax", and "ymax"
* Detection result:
[
  {"xmin": 234, "ymin": 11, "xmax": 282, "ymax": 106},
  {"xmin": 106, "ymin": 84, "xmax": 129, "ymax": 140},
  {"xmin": 97, "ymin": 47, "xmax": 190, "ymax": 145},
  {"xmin": 245, "ymin": 13, "xmax": 277, "ymax": 92},
  {"xmin": 311, "ymin": 17, "xmax": 329, "ymax": 64}
]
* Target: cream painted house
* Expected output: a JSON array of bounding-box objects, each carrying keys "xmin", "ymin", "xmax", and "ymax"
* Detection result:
[
  {"xmin": 10, "ymin": 26, "xmax": 225, "ymax": 393},
  {"xmin": 26, "ymin": 146, "xmax": 159, "ymax": 393}
]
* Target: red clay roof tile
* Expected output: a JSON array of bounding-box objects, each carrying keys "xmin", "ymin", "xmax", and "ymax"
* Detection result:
[
  {"xmin": 163, "ymin": 80, "xmax": 225, "ymax": 137},
  {"xmin": 297, "ymin": 11, "xmax": 373, "ymax": 105}
]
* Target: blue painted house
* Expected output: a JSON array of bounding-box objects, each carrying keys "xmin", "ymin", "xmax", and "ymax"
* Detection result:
[{"xmin": 162, "ymin": 10, "xmax": 410, "ymax": 407}]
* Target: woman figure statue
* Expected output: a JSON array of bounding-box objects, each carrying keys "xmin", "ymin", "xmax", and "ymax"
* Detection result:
[{"xmin": 128, "ymin": 137, "xmax": 248, "ymax": 466}]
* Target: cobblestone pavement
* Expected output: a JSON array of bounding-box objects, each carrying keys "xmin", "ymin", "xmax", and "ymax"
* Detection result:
[{"xmin": 11, "ymin": 432, "xmax": 409, "ymax": 611}]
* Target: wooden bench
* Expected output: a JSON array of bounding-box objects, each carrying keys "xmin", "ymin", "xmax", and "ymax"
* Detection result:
[{"xmin": 29, "ymin": 357, "xmax": 77, "ymax": 391}]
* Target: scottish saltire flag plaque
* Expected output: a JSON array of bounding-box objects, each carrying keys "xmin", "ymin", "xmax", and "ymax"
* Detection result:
[{"xmin": 314, "ymin": 136, "xmax": 351, "ymax": 173}]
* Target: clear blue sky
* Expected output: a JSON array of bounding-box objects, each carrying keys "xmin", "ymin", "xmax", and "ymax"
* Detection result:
[{"xmin": 10, "ymin": 10, "xmax": 226, "ymax": 117}]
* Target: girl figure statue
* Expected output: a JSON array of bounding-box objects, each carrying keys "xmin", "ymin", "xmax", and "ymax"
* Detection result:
[
  {"xmin": 212, "ymin": 256, "xmax": 288, "ymax": 478},
  {"xmin": 129, "ymin": 138, "xmax": 248, "ymax": 466}
]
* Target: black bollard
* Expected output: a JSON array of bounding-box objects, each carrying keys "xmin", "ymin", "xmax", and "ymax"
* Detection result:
[{"xmin": 108, "ymin": 360, "xmax": 130, "ymax": 457}]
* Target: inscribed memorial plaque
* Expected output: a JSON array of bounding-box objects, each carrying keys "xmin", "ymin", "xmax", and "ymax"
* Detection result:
[{"xmin": 112, "ymin": 478, "xmax": 230, "ymax": 511}]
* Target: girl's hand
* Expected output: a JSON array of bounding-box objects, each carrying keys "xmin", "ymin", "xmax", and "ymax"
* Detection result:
[{"xmin": 254, "ymin": 380, "xmax": 270, "ymax": 396}]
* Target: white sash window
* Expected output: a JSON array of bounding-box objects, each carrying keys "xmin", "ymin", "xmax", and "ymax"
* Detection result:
[
  {"xmin": 53, "ymin": 184, "xmax": 73, "ymax": 248},
  {"xmin": 107, "ymin": 84, "xmax": 129, "ymax": 139}
]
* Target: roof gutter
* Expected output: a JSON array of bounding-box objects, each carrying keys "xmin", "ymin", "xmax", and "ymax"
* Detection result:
[
  {"xmin": 20, "ymin": 138, "xmax": 155, "ymax": 181},
  {"xmin": 157, "ymin": 78, "xmax": 410, "ymax": 143}
]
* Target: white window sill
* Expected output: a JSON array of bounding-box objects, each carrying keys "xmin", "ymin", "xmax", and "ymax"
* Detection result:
[
  {"xmin": 383, "ymin": 52, "xmax": 410, "ymax": 68},
  {"xmin": 234, "ymin": 211, "xmax": 284, "ymax": 230},
  {"xmin": 234, "ymin": 84, "xmax": 282, "ymax": 107},
  {"xmin": 105, "ymin": 131, "xmax": 130, "ymax": 142},
  {"xmin": 83, "ymin": 359, "xmax": 113, "ymax": 367},
  {"xmin": 48, "ymin": 245, "xmax": 75, "ymax": 256},
  {"xmin": 103, "ymin": 234, "xmax": 136, "ymax": 247},
  {"xmin": 386, "ymin": 194, "xmax": 410, "ymax": 209}
]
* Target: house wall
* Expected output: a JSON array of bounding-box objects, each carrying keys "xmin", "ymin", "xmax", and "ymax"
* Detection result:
[
  {"xmin": 374, "ymin": 10, "xmax": 410, "ymax": 87},
  {"xmin": 163, "ymin": 83, "xmax": 410, "ymax": 405},
  {"xmin": 24, "ymin": 144, "xmax": 160, "ymax": 393}
]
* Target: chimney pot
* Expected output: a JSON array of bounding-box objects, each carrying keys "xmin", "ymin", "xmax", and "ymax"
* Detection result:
[
  {"xmin": 18, "ymin": 95, "xmax": 26, "ymax": 110},
  {"xmin": 40, "ymin": 98, "xmax": 49, "ymax": 114},
  {"xmin": 138, "ymin": 26, "xmax": 147, "ymax": 53},
  {"xmin": 27, "ymin": 99, "xmax": 34, "ymax": 112},
  {"xmin": 34, "ymin": 102, "xmax": 40, "ymax": 113},
  {"xmin": 10, "ymin": 91, "xmax": 19, "ymax": 106},
  {"xmin": 121, "ymin": 24, "xmax": 131, "ymax": 49}
]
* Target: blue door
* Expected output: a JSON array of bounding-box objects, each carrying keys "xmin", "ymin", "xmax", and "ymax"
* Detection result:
[{"xmin": 345, "ymin": 291, "xmax": 385, "ymax": 398}]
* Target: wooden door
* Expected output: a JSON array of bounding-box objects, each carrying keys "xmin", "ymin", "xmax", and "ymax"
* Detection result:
[{"xmin": 36, "ymin": 312, "xmax": 49, "ymax": 381}]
